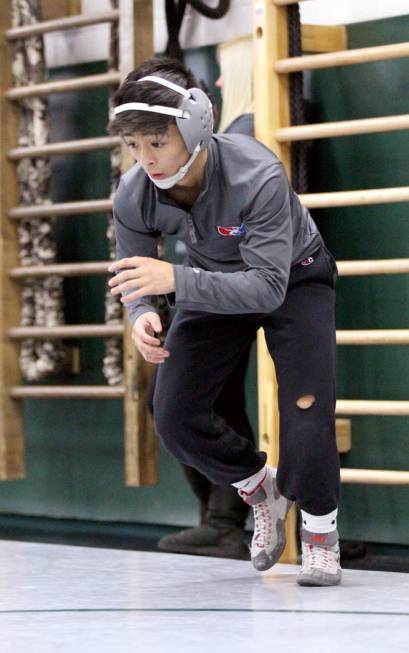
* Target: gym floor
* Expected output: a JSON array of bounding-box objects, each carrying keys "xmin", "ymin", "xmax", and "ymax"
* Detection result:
[{"xmin": 1, "ymin": 539, "xmax": 408, "ymax": 652}]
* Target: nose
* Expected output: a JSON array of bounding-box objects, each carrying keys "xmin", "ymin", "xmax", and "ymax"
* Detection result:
[
  {"xmin": 215, "ymin": 75, "xmax": 223, "ymax": 89},
  {"xmin": 139, "ymin": 147, "xmax": 157, "ymax": 170}
]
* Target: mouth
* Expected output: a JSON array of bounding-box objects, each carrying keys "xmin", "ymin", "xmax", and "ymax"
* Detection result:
[{"xmin": 150, "ymin": 173, "xmax": 166, "ymax": 180}]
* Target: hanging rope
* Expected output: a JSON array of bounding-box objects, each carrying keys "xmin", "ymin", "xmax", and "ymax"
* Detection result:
[
  {"xmin": 11, "ymin": 0, "xmax": 66, "ymax": 381},
  {"xmin": 287, "ymin": 3, "xmax": 309, "ymax": 194},
  {"xmin": 165, "ymin": 0, "xmax": 230, "ymax": 61}
]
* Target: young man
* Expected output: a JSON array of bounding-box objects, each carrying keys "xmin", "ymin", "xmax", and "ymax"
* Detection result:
[{"xmin": 108, "ymin": 56, "xmax": 341, "ymax": 586}]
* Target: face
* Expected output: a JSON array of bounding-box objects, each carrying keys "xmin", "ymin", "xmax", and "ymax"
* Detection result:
[
  {"xmin": 123, "ymin": 123, "xmax": 190, "ymax": 182},
  {"xmin": 215, "ymin": 75, "xmax": 224, "ymax": 97}
]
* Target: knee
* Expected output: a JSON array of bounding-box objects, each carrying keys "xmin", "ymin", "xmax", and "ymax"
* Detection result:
[{"xmin": 153, "ymin": 391, "xmax": 189, "ymax": 448}]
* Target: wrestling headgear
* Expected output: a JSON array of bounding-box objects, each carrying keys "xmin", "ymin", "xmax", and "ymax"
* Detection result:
[{"xmin": 114, "ymin": 75, "xmax": 214, "ymax": 189}]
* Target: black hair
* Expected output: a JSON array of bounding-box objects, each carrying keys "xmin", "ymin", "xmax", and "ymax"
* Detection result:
[{"xmin": 108, "ymin": 56, "xmax": 203, "ymax": 137}]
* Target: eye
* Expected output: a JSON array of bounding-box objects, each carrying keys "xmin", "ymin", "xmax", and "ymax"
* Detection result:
[
  {"xmin": 152, "ymin": 141, "xmax": 165, "ymax": 148},
  {"xmin": 126, "ymin": 142, "xmax": 138, "ymax": 150}
]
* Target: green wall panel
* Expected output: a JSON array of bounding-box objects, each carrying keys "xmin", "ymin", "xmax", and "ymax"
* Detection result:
[{"xmin": 309, "ymin": 15, "xmax": 409, "ymax": 543}]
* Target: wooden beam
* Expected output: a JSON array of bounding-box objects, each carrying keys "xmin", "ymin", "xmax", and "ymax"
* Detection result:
[
  {"xmin": 6, "ymin": 11, "xmax": 119, "ymax": 40},
  {"xmin": 337, "ymin": 330, "xmax": 409, "ymax": 345},
  {"xmin": 0, "ymin": 2, "xmax": 25, "ymax": 479},
  {"xmin": 301, "ymin": 24, "xmax": 347, "ymax": 54},
  {"xmin": 9, "ymin": 198, "xmax": 113, "ymax": 219},
  {"xmin": 341, "ymin": 469, "xmax": 409, "ymax": 485},
  {"xmin": 9, "ymin": 325, "xmax": 124, "ymax": 339},
  {"xmin": 337, "ymin": 259, "xmax": 409, "ymax": 276},
  {"xmin": 276, "ymin": 114, "xmax": 409, "ymax": 142},
  {"xmin": 6, "ymin": 72, "xmax": 121, "ymax": 100},
  {"xmin": 10, "ymin": 386, "xmax": 125, "ymax": 399},
  {"xmin": 119, "ymin": 1, "xmax": 158, "ymax": 487},
  {"xmin": 336, "ymin": 401, "xmax": 409, "ymax": 416},
  {"xmin": 8, "ymin": 136, "xmax": 121, "ymax": 159},
  {"xmin": 336, "ymin": 420, "xmax": 351, "ymax": 454},
  {"xmin": 276, "ymin": 41, "xmax": 409, "ymax": 73},
  {"xmin": 41, "ymin": 0, "xmax": 81, "ymax": 21},
  {"xmin": 300, "ymin": 186, "xmax": 409, "ymax": 209},
  {"xmin": 254, "ymin": 0, "xmax": 297, "ymax": 565},
  {"xmin": 10, "ymin": 261, "xmax": 110, "ymax": 279}
]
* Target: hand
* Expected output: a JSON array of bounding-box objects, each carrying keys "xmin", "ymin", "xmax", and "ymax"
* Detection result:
[
  {"xmin": 131, "ymin": 312, "xmax": 170, "ymax": 364},
  {"xmin": 108, "ymin": 257, "xmax": 175, "ymax": 303}
]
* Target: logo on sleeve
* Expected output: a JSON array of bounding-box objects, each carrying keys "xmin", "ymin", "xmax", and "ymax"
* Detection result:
[
  {"xmin": 301, "ymin": 256, "xmax": 315, "ymax": 266},
  {"xmin": 217, "ymin": 224, "xmax": 247, "ymax": 237}
]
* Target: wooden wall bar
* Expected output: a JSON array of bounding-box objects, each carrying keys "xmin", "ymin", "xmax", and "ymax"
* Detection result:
[
  {"xmin": 0, "ymin": 3, "xmax": 26, "ymax": 479},
  {"xmin": 120, "ymin": 1, "xmax": 159, "ymax": 487}
]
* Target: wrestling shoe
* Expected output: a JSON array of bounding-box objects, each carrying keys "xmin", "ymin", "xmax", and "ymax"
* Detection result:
[
  {"xmin": 298, "ymin": 529, "xmax": 342, "ymax": 586},
  {"xmin": 238, "ymin": 466, "xmax": 292, "ymax": 571}
]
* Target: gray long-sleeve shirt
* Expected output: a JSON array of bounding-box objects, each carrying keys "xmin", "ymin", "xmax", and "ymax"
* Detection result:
[{"xmin": 112, "ymin": 133, "xmax": 322, "ymax": 324}]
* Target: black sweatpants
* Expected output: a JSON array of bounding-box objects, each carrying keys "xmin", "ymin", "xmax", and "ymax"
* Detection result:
[
  {"xmin": 153, "ymin": 245, "xmax": 340, "ymax": 515},
  {"xmin": 147, "ymin": 345, "xmax": 255, "ymax": 528}
]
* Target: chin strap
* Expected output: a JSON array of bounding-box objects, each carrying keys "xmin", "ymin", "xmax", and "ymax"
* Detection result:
[{"xmin": 148, "ymin": 143, "xmax": 201, "ymax": 190}]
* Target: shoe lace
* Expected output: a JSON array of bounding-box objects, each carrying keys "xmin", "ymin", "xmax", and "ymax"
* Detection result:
[
  {"xmin": 303, "ymin": 543, "xmax": 338, "ymax": 571},
  {"xmin": 253, "ymin": 501, "xmax": 273, "ymax": 548}
]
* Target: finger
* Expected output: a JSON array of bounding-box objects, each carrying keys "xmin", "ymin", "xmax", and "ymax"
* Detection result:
[
  {"xmin": 146, "ymin": 313, "xmax": 163, "ymax": 334},
  {"xmin": 139, "ymin": 344, "xmax": 170, "ymax": 360},
  {"xmin": 143, "ymin": 351, "xmax": 169, "ymax": 364},
  {"xmin": 110, "ymin": 279, "xmax": 141, "ymax": 295},
  {"xmin": 121, "ymin": 285, "xmax": 156, "ymax": 302},
  {"xmin": 108, "ymin": 257, "xmax": 147, "ymax": 273},
  {"xmin": 140, "ymin": 333, "xmax": 162, "ymax": 346},
  {"xmin": 108, "ymin": 268, "xmax": 143, "ymax": 287}
]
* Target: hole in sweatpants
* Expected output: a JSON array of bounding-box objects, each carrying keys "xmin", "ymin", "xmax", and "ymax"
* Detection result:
[{"xmin": 296, "ymin": 395, "xmax": 316, "ymax": 410}]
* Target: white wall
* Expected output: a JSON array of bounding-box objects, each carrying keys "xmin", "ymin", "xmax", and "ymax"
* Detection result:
[
  {"xmin": 300, "ymin": 0, "xmax": 409, "ymax": 25},
  {"xmin": 44, "ymin": 0, "xmax": 409, "ymax": 68}
]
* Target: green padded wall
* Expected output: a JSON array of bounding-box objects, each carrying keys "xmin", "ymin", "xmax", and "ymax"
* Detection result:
[{"xmin": 308, "ymin": 15, "xmax": 409, "ymax": 543}]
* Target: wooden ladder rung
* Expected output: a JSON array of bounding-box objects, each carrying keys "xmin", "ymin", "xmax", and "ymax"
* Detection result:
[
  {"xmin": 5, "ymin": 10, "xmax": 120, "ymax": 41},
  {"xmin": 10, "ymin": 261, "xmax": 110, "ymax": 279},
  {"xmin": 275, "ymin": 41, "xmax": 409, "ymax": 73},
  {"xmin": 341, "ymin": 469, "xmax": 409, "ymax": 485},
  {"xmin": 10, "ymin": 385, "xmax": 125, "ymax": 399},
  {"xmin": 337, "ymin": 330, "xmax": 409, "ymax": 345},
  {"xmin": 8, "ymin": 137, "xmax": 121, "ymax": 160},
  {"xmin": 336, "ymin": 400, "xmax": 409, "ymax": 416},
  {"xmin": 300, "ymin": 186, "xmax": 409, "ymax": 209},
  {"xmin": 337, "ymin": 259, "xmax": 409, "ymax": 276},
  {"xmin": 8, "ymin": 257, "xmax": 409, "ymax": 281},
  {"xmin": 8, "ymin": 324, "xmax": 123, "ymax": 339},
  {"xmin": 6, "ymin": 72, "xmax": 121, "ymax": 101},
  {"xmin": 8, "ymin": 199, "xmax": 112, "ymax": 219},
  {"xmin": 276, "ymin": 114, "xmax": 409, "ymax": 142}
]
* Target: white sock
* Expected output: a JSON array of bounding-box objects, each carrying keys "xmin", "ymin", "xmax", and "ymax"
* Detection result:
[
  {"xmin": 232, "ymin": 465, "xmax": 276, "ymax": 492},
  {"xmin": 301, "ymin": 508, "xmax": 338, "ymax": 533}
]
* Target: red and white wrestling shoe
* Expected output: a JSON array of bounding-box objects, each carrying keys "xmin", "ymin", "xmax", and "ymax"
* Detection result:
[
  {"xmin": 298, "ymin": 529, "xmax": 342, "ymax": 586},
  {"xmin": 238, "ymin": 466, "xmax": 292, "ymax": 571}
]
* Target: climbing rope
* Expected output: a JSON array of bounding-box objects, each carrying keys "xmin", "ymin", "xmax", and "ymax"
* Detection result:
[
  {"xmin": 287, "ymin": 3, "xmax": 309, "ymax": 193},
  {"xmin": 165, "ymin": 0, "xmax": 230, "ymax": 60},
  {"xmin": 11, "ymin": 0, "xmax": 66, "ymax": 381}
]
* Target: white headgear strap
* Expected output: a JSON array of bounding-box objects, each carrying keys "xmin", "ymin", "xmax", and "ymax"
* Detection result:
[{"xmin": 113, "ymin": 75, "xmax": 191, "ymax": 118}]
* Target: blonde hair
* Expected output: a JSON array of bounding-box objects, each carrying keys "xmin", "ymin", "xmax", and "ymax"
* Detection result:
[{"xmin": 216, "ymin": 35, "xmax": 254, "ymax": 133}]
